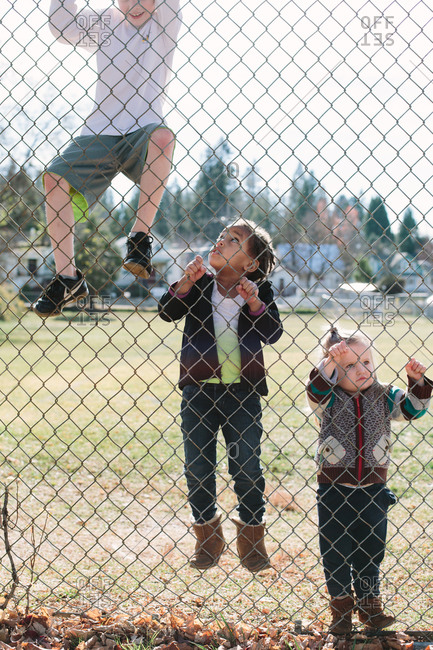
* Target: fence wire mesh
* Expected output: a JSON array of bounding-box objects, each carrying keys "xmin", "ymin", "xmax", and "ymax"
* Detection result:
[{"xmin": 1, "ymin": 0, "xmax": 433, "ymax": 635}]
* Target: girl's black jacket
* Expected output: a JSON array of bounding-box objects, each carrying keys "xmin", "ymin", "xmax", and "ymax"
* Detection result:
[{"xmin": 158, "ymin": 273, "xmax": 283, "ymax": 395}]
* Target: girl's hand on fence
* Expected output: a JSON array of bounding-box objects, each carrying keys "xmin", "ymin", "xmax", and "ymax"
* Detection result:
[
  {"xmin": 184, "ymin": 255, "xmax": 206, "ymax": 283},
  {"xmin": 175, "ymin": 255, "xmax": 206, "ymax": 294},
  {"xmin": 406, "ymin": 358, "xmax": 426, "ymax": 384},
  {"xmin": 237, "ymin": 277, "xmax": 262, "ymax": 311}
]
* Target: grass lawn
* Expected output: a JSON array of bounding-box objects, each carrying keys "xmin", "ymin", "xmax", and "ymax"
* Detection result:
[{"xmin": 0, "ymin": 308, "xmax": 432, "ymax": 629}]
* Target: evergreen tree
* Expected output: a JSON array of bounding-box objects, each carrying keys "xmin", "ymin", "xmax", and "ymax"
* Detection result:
[
  {"xmin": 397, "ymin": 208, "xmax": 420, "ymax": 257},
  {"xmin": 353, "ymin": 257, "xmax": 374, "ymax": 283},
  {"xmin": 331, "ymin": 195, "xmax": 367, "ymax": 277},
  {"xmin": 189, "ymin": 140, "xmax": 236, "ymax": 240},
  {"xmin": 110, "ymin": 178, "xmax": 195, "ymax": 243},
  {"xmin": 0, "ymin": 162, "xmax": 45, "ymax": 232},
  {"xmin": 154, "ymin": 180, "xmax": 195, "ymax": 241},
  {"xmin": 235, "ymin": 165, "xmax": 283, "ymax": 241},
  {"xmin": 75, "ymin": 210, "xmax": 122, "ymax": 294},
  {"xmin": 279, "ymin": 192, "xmax": 303, "ymax": 245},
  {"xmin": 282, "ymin": 164, "xmax": 327, "ymax": 244},
  {"xmin": 362, "ymin": 196, "xmax": 394, "ymax": 251},
  {"xmin": 290, "ymin": 164, "xmax": 319, "ymax": 228}
]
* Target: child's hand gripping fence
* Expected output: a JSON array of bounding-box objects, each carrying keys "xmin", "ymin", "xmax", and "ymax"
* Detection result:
[{"xmin": 1, "ymin": 0, "xmax": 433, "ymax": 637}]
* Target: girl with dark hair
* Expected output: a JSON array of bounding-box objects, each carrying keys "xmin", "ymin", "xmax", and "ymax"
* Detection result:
[{"xmin": 159, "ymin": 219, "xmax": 282, "ymax": 572}]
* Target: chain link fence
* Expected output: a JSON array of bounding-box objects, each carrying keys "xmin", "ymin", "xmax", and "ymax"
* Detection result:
[{"xmin": 1, "ymin": 0, "xmax": 433, "ymax": 634}]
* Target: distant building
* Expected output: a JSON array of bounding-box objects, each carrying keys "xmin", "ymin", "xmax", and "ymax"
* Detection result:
[
  {"xmin": 387, "ymin": 252, "xmax": 433, "ymax": 294},
  {"xmin": 0, "ymin": 228, "xmax": 52, "ymax": 293},
  {"xmin": 273, "ymin": 242, "xmax": 346, "ymax": 295}
]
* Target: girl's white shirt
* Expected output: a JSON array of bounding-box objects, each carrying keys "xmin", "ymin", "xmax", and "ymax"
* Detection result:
[{"xmin": 211, "ymin": 282, "xmax": 245, "ymax": 383}]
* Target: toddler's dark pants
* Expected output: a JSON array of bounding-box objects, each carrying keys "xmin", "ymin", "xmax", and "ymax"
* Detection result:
[{"xmin": 317, "ymin": 483, "xmax": 396, "ymax": 599}]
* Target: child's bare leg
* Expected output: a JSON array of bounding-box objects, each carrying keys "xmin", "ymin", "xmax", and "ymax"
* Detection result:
[
  {"xmin": 123, "ymin": 128, "xmax": 175, "ymax": 278},
  {"xmin": 132, "ymin": 127, "xmax": 175, "ymax": 233},
  {"xmin": 33, "ymin": 173, "xmax": 88, "ymax": 318},
  {"xmin": 44, "ymin": 173, "xmax": 76, "ymax": 277}
]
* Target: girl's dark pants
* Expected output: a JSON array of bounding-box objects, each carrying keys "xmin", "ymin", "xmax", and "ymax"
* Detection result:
[
  {"xmin": 181, "ymin": 383, "xmax": 266, "ymax": 525},
  {"xmin": 317, "ymin": 483, "xmax": 396, "ymax": 599}
]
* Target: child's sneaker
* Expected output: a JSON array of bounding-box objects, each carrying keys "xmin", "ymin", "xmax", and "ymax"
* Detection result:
[
  {"xmin": 123, "ymin": 232, "xmax": 153, "ymax": 279},
  {"xmin": 33, "ymin": 270, "xmax": 89, "ymax": 318}
]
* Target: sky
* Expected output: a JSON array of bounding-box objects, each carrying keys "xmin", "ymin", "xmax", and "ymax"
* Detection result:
[{"xmin": 1, "ymin": 0, "xmax": 433, "ymax": 233}]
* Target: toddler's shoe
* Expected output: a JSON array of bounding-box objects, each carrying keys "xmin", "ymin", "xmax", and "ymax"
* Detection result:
[
  {"xmin": 123, "ymin": 232, "xmax": 153, "ymax": 279},
  {"xmin": 33, "ymin": 270, "xmax": 89, "ymax": 318},
  {"xmin": 329, "ymin": 595, "xmax": 354, "ymax": 635},
  {"xmin": 357, "ymin": 596, "xmax": 395, "ymax": 629}
]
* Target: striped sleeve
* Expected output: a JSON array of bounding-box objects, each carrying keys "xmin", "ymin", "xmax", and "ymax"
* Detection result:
[
  {"xmin": 388, "ymin": 376, "xmax": 433, "ymax": 421},
  {"xmin": 306, "ymin": 362, "xmax": 337, "ymax": 420}
]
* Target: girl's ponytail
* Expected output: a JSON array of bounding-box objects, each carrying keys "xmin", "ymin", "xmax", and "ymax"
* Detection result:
[
  {"xmin": 320, "ymin": 325, "xmax": 372, "ymax": 361},
  {"xmin": 321, "ymin": 326, "xmax": 341, "ymax": 354}
]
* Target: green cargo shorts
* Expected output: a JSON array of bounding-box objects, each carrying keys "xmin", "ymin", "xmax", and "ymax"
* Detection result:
[{"xmin": 45, "ymin": 123, "xmax": 172, "ymax": 221}]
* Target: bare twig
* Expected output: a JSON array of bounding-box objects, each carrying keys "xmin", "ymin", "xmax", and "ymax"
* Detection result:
[
  {"xmin": 25, "ymin": 511, "xmax": 49, "ymax": 615},
  {"xmin": 1, "ymin": 485, "xmax": 19, "ymax": 609}
]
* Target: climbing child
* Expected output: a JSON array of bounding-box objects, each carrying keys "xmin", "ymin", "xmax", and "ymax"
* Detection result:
[{"xmin": 34, "ymin": 0, "xmax": 182, "ymax": 317}]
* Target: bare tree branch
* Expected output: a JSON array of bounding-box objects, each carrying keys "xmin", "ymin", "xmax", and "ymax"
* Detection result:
[{"xmin": 1, "ymin": 485, "xmax": 19, "ymax": 610}]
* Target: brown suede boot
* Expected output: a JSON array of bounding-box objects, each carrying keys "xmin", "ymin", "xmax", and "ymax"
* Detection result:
[
  {"xmin": 190, "ymin": 513, "xmax": 225, "ymax": 570},
  {"xmin": 329, "ymin": 595, "xmax": 354, "ymax": 635},
  {"xmin": 357, "ymin": 596, "xmax": 395, "ymax": 629},
  {"xmin": 231, "ymin": 517, "xmax": 271, "ymax": 572}
]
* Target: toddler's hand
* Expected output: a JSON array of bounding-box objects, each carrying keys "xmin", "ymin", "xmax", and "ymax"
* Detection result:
[
  {"xmin": 184, "ymin": 255, "xmax": 206, "ymax": 283},
  {"xmin": 327, "ymin": 340, "xmax": 350, "ymax": 367},
  {"xmin": 237, "ymin": 277, "xmax": 261, "ymax": 310},
  {"xmin": 322, "ymin": 340, "xmax": 350, "ymax": 377},
  {"xmin": 406, "ymin": 358, "xmax": 426, "ymax": 383}
]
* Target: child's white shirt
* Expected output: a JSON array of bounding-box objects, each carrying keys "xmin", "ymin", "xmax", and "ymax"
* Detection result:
[
  {"xmin": 211, "ymin": 282, "xmax": 245, "ymax": 384},
  {"xmin": 48, "ymin": 0, "xmax": 182, "ymax": 136}
]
